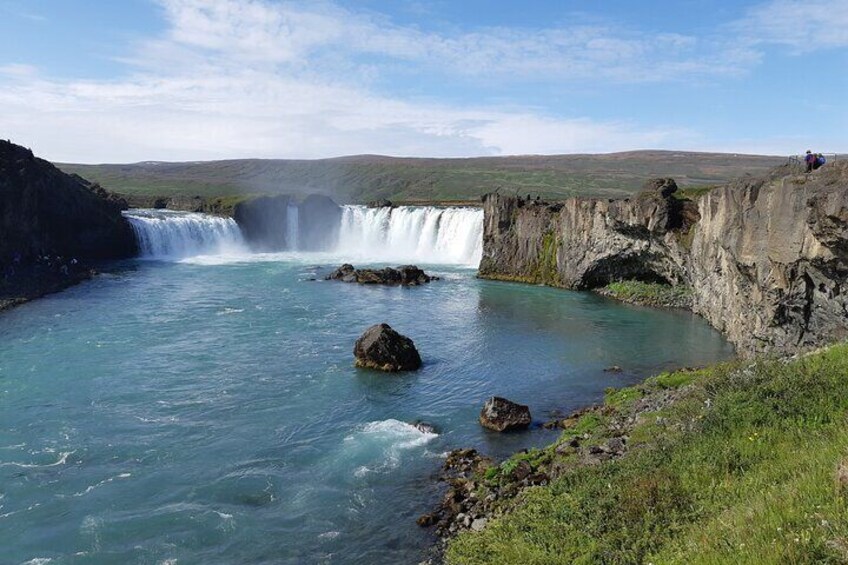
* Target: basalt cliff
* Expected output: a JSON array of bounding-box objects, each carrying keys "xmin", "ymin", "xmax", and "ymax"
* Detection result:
[
  {"xmin": 479, "ymin": 162, "xmax": 848, "ymax": 356},
  {"xmin": 0, "ymin": 140, "xmax": 136, "ymax": 263}
]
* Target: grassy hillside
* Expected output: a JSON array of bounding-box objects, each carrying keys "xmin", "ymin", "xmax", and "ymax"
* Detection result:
[
  {"xmin": 57, "ymin": 151, "xmax": 787, "ymax": 204},
  {"xmin": 447, "ymin": 343, "xmax": 848, "ymax": 564}
]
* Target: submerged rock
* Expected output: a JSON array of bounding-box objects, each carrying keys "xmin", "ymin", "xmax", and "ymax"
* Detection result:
[
  {"xmin": 412, "ymin": 421, "xmax": 438, "ymax": 434},
  {"xmin": 353, "ymin": 323, "xmax": 422, "ymax": 372},
  {"xmin": 479, "ymin": 397, "xmax": 531, "ymax": 432},
  {"xmin": 326, "ymin": 264, "xmax": 437, "ymax": 286}
]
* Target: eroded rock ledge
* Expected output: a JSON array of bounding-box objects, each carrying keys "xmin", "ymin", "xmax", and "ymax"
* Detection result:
[{"xmin": 478, "ymin": 163, "xmax": 848, "ymax": 356}]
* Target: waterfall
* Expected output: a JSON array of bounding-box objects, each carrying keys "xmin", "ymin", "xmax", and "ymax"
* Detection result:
[
  {"xmin": 123, "ymin": 209, "xmax": 246, "ymax": 259},
  {"xmin": 286, "ymin": 204, "xmax": 300, "ymax": 251},
  {"xmin": 334, "ymin": 206, "xmax": 483, "ymax": 266}
]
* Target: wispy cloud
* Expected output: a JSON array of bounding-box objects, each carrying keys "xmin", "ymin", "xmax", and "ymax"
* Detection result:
[{"xmin": 732, "ymin": 0, "xmax": 848, "ymax": 52}]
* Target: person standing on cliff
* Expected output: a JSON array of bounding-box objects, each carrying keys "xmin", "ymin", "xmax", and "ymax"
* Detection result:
[{"xmin": 805, "ymin": 150, "xmax": 816, "ymax": 173}]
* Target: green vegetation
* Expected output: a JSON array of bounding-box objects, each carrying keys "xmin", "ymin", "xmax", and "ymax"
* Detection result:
[
  {"xmin": 57, "ymin": 151, "xmax": 784, "ymax": 204},
  {"xmin": 447, "ymin": 344, "xmax": 848, "ymax": 564},
  {"xmin": 674, "ymin": 184, "xmax": 720, "ymax": 201},
  {"xmin": 598, "ymin": 279, "xmax": 693, "ymax": 308}
]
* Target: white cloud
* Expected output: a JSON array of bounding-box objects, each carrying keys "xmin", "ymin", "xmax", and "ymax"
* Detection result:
[
  {"xmin": 733, "ymin": 0, "xmax": 848, "ymax": 52},
  {"xmin": 2, "ymin": 0, "xmax": 842, "ymax": 162}
]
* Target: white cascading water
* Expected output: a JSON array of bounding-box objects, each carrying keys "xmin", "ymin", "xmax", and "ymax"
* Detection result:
[
  {"xmin": 334, "ymin": 206, "xmax": 483, "ymax": 266},
  {"xmin": 286, "ymin": 204, "xmax": 300, "ymax": 251},
  {"xmin": 123, "ymin": 209, "xmax": 246, "ymax": 259}
]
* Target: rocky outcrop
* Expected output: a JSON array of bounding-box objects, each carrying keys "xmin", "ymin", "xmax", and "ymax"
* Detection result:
[
  {"xmin": 233, "ymin": 195, "xmax": 293, "ymax": 250},
  {"xmin": 326, "ymin": 264, "xmax": 436, "ymax": 285},
  {"xmin": 478, "ymin": 180, "xmax": 691, "ymax": 290},
  {"xmin": 232, "ymin": 194, "xmax": 342, "ymax": 251},
  {"xmin": 0, "ymin": 140, "xmax": 136, "ymax": 263},
  {"xmin": 478, "ymin": 163, "xmax": 848, "ymax": 356},
  {"xmin": 353, "ymin": 323, "xmax": 422, "ymax": 371},
  {"xmin": 479, "ymin": 397, "xmax": 532, "ymax": 432}
]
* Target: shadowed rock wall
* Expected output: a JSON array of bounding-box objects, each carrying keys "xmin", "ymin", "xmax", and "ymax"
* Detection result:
[
  {"xmin": 479, "ymin": 164, "xmax": 848, "ymax": 356},
  {"xmin": 0, "ymin": 140, "xmax": 136, "ymax": 263}
]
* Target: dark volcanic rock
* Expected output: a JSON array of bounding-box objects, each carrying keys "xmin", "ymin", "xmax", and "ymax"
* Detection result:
[
  {"xmin": 479, "ymin": 397, "xmax": 531, "ymax": 432},
  {"xmin": 641, "ymin": 177, "xmax": 678, "ymax": 198},
  {"xmin": 233, "ymin": 195, "xmax": 292, "ymax": 251},
  {"xmin": 0, "ymin": 140, "xmax": 136, "ymax": 263},
  {"xmin": 353, "ymin": 323, "xmax": 422, "ymax": 372},
  {"xmin": 367, "ymin": 199, "xmax": 393, "ymax": 208},
  {"xmin": 326, "ymin": 264, "xmax": 436, "ymax": 286}
]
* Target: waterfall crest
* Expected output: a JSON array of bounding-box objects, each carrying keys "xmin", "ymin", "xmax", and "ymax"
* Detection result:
[
  {"xmin": 123, "ymin": 205, "xmax": 483, "ymax": 266},
  {"xmin": 123, "ymin": 210, "xmax": 246, "ymax": 259},
  {"xmin": 334, "ymin": 206, "xmax": 483, "ymax": 266}
]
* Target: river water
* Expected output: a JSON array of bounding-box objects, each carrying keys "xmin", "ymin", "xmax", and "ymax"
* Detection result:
[{"xmin": 0, "ymin": 208, "xmax": 734, "ymax": 564}]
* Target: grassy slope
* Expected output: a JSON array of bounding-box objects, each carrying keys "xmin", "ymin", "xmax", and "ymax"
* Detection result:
[
  {"xmin": 57, "ymin": 151, "xmax": 786, "ymax": 203},
  {"xmin": 448, "ymin": 343, "xmax": 848, "ymax": 564}
]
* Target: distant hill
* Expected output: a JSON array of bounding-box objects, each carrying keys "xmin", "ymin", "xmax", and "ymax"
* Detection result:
[{"xmin": 57, "ymin": 151, "xmax": 789, "ymax": 204}]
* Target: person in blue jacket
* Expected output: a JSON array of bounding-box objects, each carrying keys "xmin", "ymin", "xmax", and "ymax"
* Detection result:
[{"xmin": 805, "ymin": 150, "xmax": 816, "ymax": 172}]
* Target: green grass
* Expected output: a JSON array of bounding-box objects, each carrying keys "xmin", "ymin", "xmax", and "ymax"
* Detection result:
[
  {"xmin": 599, "ymin": 280, "xmax": 693, "ymax": 308},
  {"xmin": 57, "ymin": 152, "xmax": 784, "ymax": 204},
  {"xmin": 447, "ymin": 343, "xmax": 848, "ymax": 564}
]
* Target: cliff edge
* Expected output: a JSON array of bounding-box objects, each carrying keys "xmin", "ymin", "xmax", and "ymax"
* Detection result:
[
  {"xmin": 479, "ymin": 163, "xmax": 848, "ymax": 355},
  {"xmin": 0, "ymin": 140, "xmax": 137, "ymax": 262}
]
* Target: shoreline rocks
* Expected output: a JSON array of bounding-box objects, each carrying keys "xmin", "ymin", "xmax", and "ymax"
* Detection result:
[
  {"xmin": 479, "ymin": 397, "xmax": 531, "ymax": 432},
  {"xmin": 326, "ymin": 264, "xmax": 438, "ymax": 286},
  {"xmin": 353, "ymin": 323, "xmax": 422, "ymax": 372}
]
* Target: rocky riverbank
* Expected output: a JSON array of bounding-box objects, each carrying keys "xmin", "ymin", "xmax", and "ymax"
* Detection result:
[
  {"xmin": 479, "ymin": 163, "xmax": 848, "ymax": 356},
  {"xmin": 1, "ymin": 263, "xmax": 94, "ymax": 312},
  {"xmin": 428, "ymin": 344, "xmax": 848, "ymax": 564}
]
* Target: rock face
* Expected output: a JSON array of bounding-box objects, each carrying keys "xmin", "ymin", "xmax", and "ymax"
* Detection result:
[
  {"xmin": 478, "ymin": 164, "xmax": 848, "ymax": 356},
  {"xmin": 233, "ymin": 195, "xmax": 292, "ymax": 250},
  {"xmin": 232, "ymin": 194, "xmax": 342, "ymax": 251},
  {"xmin": 353, "ymin": 323, "xmax": 422, "ymax": 372},
  {"xmin": 0, "ymin": 140, "xmax": 136, "ymax": 263},
  {"xmin": 479, "ymin": 397, "xmax": 532, "ymax": 432},
  {"xmin": 326, "ymin": 264, "xmax": 436, "ymax": 285}
]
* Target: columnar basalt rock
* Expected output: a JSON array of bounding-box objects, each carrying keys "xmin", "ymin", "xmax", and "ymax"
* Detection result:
[{"xmin": 478, "ymin": 164, "xmax": 848, "ymax": 356}]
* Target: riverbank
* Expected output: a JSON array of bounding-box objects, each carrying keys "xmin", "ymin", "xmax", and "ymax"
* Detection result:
[
  {"xmin": 432, "ymin": 342, "xmax": 848, "ymax": 564},
  {"xmin": 0, "ymin": 265, "xmax": 93, "ymax": 313}
]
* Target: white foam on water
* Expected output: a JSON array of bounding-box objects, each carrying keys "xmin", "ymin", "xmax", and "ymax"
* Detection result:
[
  {"xmin": 123, "ymin": 209, "xmax": 247, "ymax": 260},
  {"xmin": 0, "ymin": 451, "xmax": 73, "ymax": 469},
  {"xmin": 342, "ymin": 419, "xmax": 438, "ymax": 477}
]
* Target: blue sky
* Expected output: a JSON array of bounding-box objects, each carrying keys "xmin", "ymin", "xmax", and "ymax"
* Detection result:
[{"xmin": 0, "ymin": 0, "xmax": 845, "ymax": 162}]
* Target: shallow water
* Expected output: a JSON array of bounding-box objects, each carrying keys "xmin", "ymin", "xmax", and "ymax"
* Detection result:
[{"xmin": 0, "ymin": 255, "xmax": 734, "ymax": 564}]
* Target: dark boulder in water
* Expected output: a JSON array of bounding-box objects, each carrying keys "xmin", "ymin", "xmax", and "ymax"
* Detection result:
[
  {"xmin": 412, "ymin": 421, "xmax": 438, "ymax": 434},
  {"xmin": 0, "ymin": 140, "xmax": 136, "ymax": 263},
  {"xmin": 353, "ymin": 323, "xmax": 422, "ymax": 372},
  {"xmin": 479, "ymin": 397, "xmax": 531, "ymax": 432},
  {"xmin": 326, "ymin": 264, "xmax": 437, "ymax": 285}
]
